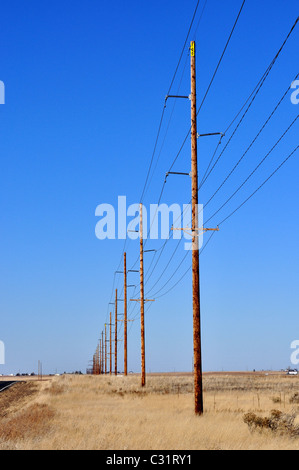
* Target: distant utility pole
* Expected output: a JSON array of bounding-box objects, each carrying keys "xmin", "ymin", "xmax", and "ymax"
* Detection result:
[
  {"xmin": 115, "ymin": 289, "xmax": 118, "ymax": 376},
  {"xmin": 110, "ymin": 312, "xmax": 112, "ymax": 375},
  {"xmin": 94, "ymin": 345, "xmax": 100, "ymax": 375},
  {"xmin": 99, "ymin": 340, "xmax": 102, "ymax": 375},
  {"xmin": 38, "ymin": 360, "xmax": 42, "ymax": 381},
  {"xmin": 124, "ymin": 252, "xmax": 128, "ymax": 376},
  {"xmin": 101, "ymin": 331, "xmax": 104, "ymax": 375},
  {"xmin": 190, "ymin": 40, "xmax": 203, "ymax": 416},
  {"xmin": 130, "ymin": 204, "xmax": 155, "ymax": 387},
  {"xmin": 105, "ymin": 323, "xmax": 107, "ymax": 375}
]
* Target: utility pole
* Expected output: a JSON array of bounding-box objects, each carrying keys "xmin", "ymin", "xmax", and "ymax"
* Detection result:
[
  {"xmin": 130, "ymin": 205, "xmax": 155, "ymax": 387},
  {"xmin": 105, "ymin": 323, "xmax": 107, "ymax": 375},
  {"xmin": 94, "ymin": 345, "xmax": 100, "ymax": 375},
  {"xmin": 110, "ymin": 312, "xmax": 112, "ymax": 375},
  {"xmin": 101, "ymin": 331, "xmax": 104, "ymax": 375},
  {"xmin": 166, "ymin": 42, "xmax": 219, "ymax": 414},
  {"xmin": 115, "ymin": 289, "xmax": 118, "ymax": 376},
  {"xmin": 38, "ymin": 361, "xmax": 42, "ymax": 381},
  {"xmin": 99, "ymin": 340, "xmax": 102, "ymax": 375},
  {"xmin": 124, "ymin": 252, "xmax": 128, "ymax": 376},
  {"xmin": 190, "ymin": 40, "xmax": 203, "ymax": 416},
  {"xmin": 140, "ymin": 203, "xmax": 146, "ymax": 387}
]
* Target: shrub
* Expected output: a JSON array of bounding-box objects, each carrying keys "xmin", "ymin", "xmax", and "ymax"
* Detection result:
[
  {"xmin": 243, "ymin": 410, "xmax": 299, "ymax": 437},
  {"xmin": 290, "ymin": 393, "xmax": 299, "ymax": 404}
]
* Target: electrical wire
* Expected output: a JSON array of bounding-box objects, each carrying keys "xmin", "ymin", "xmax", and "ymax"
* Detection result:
[
  {"xmin": 199, "ymin": 16, "xmax": 299, "ymax": 190},
  {"xmin": 205, "ymin": 114, "xmax": 299, "ymax": 225},
  {"xmin": 203, "ymin": 75, "xmax": 299, "ymax": 212},
  {"xmin": 167, "ymin": 0, "xmax": 246, "ymax": 174},
  {"xmin": 217, "ymin": 144, "xmax": 299, "ymax": 227},
  {"xmin": 139, "ymin": 0, "xmax": 205, "ymax": 205}
]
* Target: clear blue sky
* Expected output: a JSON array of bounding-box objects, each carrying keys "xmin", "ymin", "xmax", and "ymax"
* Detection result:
[{"xmin": 0, "ymin": 0, "xmax": 298, "ymax": 375}]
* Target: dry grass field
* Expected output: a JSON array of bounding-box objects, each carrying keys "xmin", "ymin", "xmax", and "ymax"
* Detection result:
[{"xmin": 1, "ymin": 372, "xmax": 299, "ymax": 450}]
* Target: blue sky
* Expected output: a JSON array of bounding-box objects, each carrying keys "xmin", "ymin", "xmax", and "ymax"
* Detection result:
[{"xmin": 0, "ymin": 0, "xmax": 298, "ymax": 375}]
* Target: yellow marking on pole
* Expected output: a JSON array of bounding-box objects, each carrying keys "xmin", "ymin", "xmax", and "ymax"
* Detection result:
[{"xmin": 190, "ymin": 42, "xmax": 195, "ymax": 57}]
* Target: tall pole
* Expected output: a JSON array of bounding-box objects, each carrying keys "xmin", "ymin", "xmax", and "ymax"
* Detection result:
[
  {"xmin": 191, "ymin": 40, "xmax": 203, "ymax": 415},
  {"xmin": 115, "ymin": 289, "xmax": 118, "ymax": 376},
  {"xmin": 99, "ymin": 340, "xmax": 102, "ymax": 375},
  {"xmin": 97, "ymin": 340, "xmax": 102, "ymax": 375},
  {"xmin": 109, "ymin": 312, "xmax": 112, "ymax": 375},
  {"xmin": 124, "ymin": 252, "xmax": 128, "ymax": 376},
  {"xmin": 99, "ymin": 339, "xmax": 103, "ymax": 374},
  {"xmin": 140, "ymin": 203, "xmax": 146, "ymax": 387},
  {"xmin": 105, "ymin": 323, "xmax": 107, "ymax": 375},
  {"xmin": 101, "ymin": 331, "xmax": 104, "ymax": 375}
]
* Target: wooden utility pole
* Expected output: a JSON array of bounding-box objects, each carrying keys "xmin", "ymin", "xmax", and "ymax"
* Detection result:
[
  {"xmin": 94, "ymin": 344, "xmax": 99, "ymax": 375},
  {"xmin": 130, "ymin": 206, "xmax": 156, "ymax": 385},
  {"xmin": 140, "ymin": 203, "xmax": 146, "ymax": 387},
  {"xmin": 101, "ymin": 331, "xmax": 104, "ymax": 375},
  {"xmin": 115, "ymin": 289, "xmax": 118, "ymax": 376},
  {"xmin": 38, "ymin": 360, "xmax": 42, "ymax": 381},
  {"xmin": 191, "ymin": 40, "xmax": 203, "ymax": 415},
  {"xmin": 109, "ymin": 312, "xmax": 112, "ymax": 375},
  {"xmin": 124, "ymin": 252, "xmax": 128, "ymax": 376},
  {"xmin": 105, "ymin": 323, "xmax": 107, "ymax": 374},
  {"xmin": 99, "ymin": 340, "xmax": 102, "ymax": 375}
]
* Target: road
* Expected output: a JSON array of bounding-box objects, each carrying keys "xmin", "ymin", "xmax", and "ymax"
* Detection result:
[{"xmin": 0, "ymin": 381, "xmax": 17, "ymax": 392}]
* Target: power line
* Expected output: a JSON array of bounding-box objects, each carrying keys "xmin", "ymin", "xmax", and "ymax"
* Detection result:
[
  {"xmin": 146, "ymin": 237, "xmax": 183, "ymax": 295},
  {"xmin": 139, "ymin": 106, "xmax": 167, "ymax": 204},
  {"xmin": 141, "ymin": 0, "xmax": 247, "ymax": 287},
  {"xmin": 149, "ymin": 250, "xmax": 190, "ymax": 298},
  {"xmin": 205, "ymin": 114, "xmax": 299, "ymax": 225},
  {"xmin": 145, "ymin": 138, "xmax": 299, "ymax": 300},
  {"xmin": 139, "ymin": 0, "xmax": 205, "ymax": 205},
  {"xmin": 150, "ymin": 68, "xmax": 292, "ymax": 288},
  {"xmin": 115, "ymin": 0, "xmax": 208, "ymax": 275},
  {"xmin": 167, "ymin": 0, "xmax": 202, "ymax": 96},
  {"xmin": 144, "ymin": 103, "xmax": 298, "ymax": 305},
  {"xmin": 122, "ymin": 0, "xmax": 246, "ymax": 292},
  {"xmin": 217, "ymin": 144, "xmax": 299, "ymax": 227},
  {"xmin": 196, "ymin": 0, "xmax": 246, "ymax": 116},
  {"xmin": 203, "ymin": 75, "xmax": 299, "ymax": 211},
  {"xmin": 167, "ymin": 0, "xmax": 246, "ymax": 174},
  {"xmin": 96, "ymin": 9, "xmax": 299, "ymax": 377},
  {"xmin": 199, "ymin": 16, "xmax": 299, "ymax": 191},
  {"xmin": 152, "ymin": 231, "xmax": 217, "ymax": 300}
]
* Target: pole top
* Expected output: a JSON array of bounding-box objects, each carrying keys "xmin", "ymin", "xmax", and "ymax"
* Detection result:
[{"xmin": 190, "ymin": 41, "xmax": 195, "ymax": 57}]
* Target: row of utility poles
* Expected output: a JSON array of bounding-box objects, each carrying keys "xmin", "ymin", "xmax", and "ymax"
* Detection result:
[
  {"xmin": 91, "ymin": 41, "xmax": 210, "ymax": 416},
  {"xmin": 92, "ymin": 200, "xmax": 154, "ymax": 385}
]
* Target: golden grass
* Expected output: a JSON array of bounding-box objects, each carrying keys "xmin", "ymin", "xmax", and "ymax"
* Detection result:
[
  {"xmin": 0, "ymin": 403, "xmax": 55, "ymax": 442},
  {"xmin": 1, "ymin": 373, "xmax": 299, "ymax": 450},
  {"xmin": 0, "ymin": 382, "xmax": 38, "ymax": 418}
]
